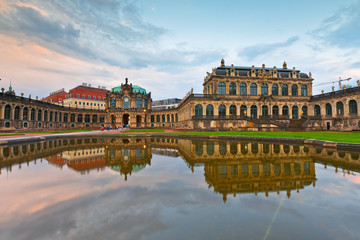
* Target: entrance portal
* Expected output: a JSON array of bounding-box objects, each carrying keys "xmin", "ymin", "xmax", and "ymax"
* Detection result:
[
  {"xmin": 136, "ymin": 115, "xmax": 141, "ymax": 127},
  {"xmin": 123, "ymin": 114, "xmax": 130, "ymax": 126}
]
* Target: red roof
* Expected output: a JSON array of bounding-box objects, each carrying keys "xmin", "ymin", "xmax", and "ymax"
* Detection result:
[{"xmin": 71, "ymin": 86, "xmax": 109, "ymax": 94}]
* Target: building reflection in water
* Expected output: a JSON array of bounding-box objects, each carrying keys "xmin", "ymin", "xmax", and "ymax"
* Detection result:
[{"xmin": 1, "ymin": 137, "xmax": 359, "ymax": 201}]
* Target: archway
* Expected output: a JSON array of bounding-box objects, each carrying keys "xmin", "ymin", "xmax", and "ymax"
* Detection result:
[
  {"xmin": 136, "ymin": 115, "xmax": 141, "ymax": 127},
  {"xmin": 123, "ymin": 114, "xmax": 130, "ymax": 126},
  {"xmin": 111, "ymin": 115, "xmax": 116, "ymax": 124}
]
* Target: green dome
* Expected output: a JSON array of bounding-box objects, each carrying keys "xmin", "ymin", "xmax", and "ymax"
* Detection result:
[{"xmin": 111, "ymin": 85, "xmax": 146, "ymax": 94}]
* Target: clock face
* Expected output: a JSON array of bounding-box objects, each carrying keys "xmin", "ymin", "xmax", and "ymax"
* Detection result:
[{"xmin": 124, "ymin": 97, "xmax": 129, "ymax": 102}]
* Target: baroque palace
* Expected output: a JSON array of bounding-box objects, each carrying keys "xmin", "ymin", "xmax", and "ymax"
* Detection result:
[{"xmin": 1, "ymin": 59, "xmax": 360, "ymax": 131}]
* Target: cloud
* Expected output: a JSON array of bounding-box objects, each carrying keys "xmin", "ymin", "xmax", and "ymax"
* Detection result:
[
  {"xmin": 311, "ymin": 1, "xmax": 360, "ymax": 48},
  {"xmin": 238, "ymin": 36, "xmax": 300, "ymax": 61}
]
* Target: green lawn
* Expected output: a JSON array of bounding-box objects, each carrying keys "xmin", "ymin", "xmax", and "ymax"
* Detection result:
[
  {"xmin": 155, "ymin": 131, "xmax": 360, "ymax": 143},
  {"xmin": 0, "ymin": 133, "xmax": 25, "ymax": 137}
]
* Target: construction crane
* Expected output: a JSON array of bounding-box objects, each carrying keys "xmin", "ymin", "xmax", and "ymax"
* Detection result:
[{"xmin": 314, "ymin": 77, "xmax": 352, "ymax": 90}]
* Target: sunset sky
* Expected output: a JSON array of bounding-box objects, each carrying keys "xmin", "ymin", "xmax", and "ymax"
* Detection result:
[{"xmin": 0, "ymin": 0, "xmax": 359, "ymax": 100}]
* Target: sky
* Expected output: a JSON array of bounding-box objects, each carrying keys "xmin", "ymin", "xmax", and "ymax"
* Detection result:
[{"xmin": 0, "ymin": 0, "xmax": 359, "ymax": 100}]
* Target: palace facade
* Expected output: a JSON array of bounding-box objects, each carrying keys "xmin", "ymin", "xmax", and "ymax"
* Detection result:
[{"xmin": 1, "ymin": 59, "xmax": 359, "ymax": 131}]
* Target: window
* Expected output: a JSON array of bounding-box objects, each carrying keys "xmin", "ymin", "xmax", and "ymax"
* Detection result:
[
  {"xmin": 123, "ymin": 97, "xmax": 130, "ymax": 108},
  {"xmin": 262, "ymin": 105, "xmax": 268, "ymax": 116},
  {"xmin": 37, "ymin": 109, "xmax": 42, "ymax": 121},
  {"xmin": 250, "ymin": 83, "xmax": 257, "ymax": 95},
  {"xmin": 282, "ymin": 84, "xmax": 288, "ymax": 96},
  {"xmin": 240, "ymin": 83, "xmax": 247, "ymax": 95},
  {"xmin": 85, "ymin": 114, "xmax": 90, "ymax": 123},
  {"xmin": 272, "ymin": 84, "xmax": 278, "ymax": 96},
  {"xmin": 76, "ymin": 94, "xmax": 80, "ymax": 97},
  {"xmin": 292, "ymin": 106, "xmax": 299, "ymax": 119},
  {"xmin": 98, "ymin": 97, "xmax": 101, "ymax": 100},
  {"xmin": 14, "ymin": 106, "xmax": 20, "ymax": 120},
  {"xmin": 88, "ymin": 95, "xmax": 91, "ymax": 99},
  {"xmin": 87, "ymin": 102, "xmax": 89, "ymax": 105},
  {"xmin": 70, "ymin": 114, "xmax": 75, "ymax": 122},
  {"xmin": 162, "ymin": 115, "xmax": 165, "ymax": 122},
  {"xmin": 206, "ymin": 105, "xmax": 213, "ymax": 116},
  {"xmin": 93, "ymin": 96, "xmax": 96, "ymax": 99},
  {"xmin": 250, "ymin": 105, "xmax": 257, "ymax": 118},
  {"xmin": 302, "ymin": 106, "xmax": 308, "ymax": 116},
  {"xmin": 314, "ymin": 105, "xmax": 321, "ymax": 116},
  {"xmin": 326, "ymin": 103, "xmax": 332, "ymax": 116},
  {"xmin": 195, "ymin": 104, "xmax": 203, "ymax": 116},
  {"xmin": 218, "ymin": 105, "xmax": 226, "ymax": 117},
  {"xmin": 261, "ymin": 83, "xmax": 268, "ymax": 95},
  {"xmin": 75, "ymin": 101, "xmax": 77, "ymax": 104},
  {"xmin": 336, "ymin": 102, "xmax": 344, "ymax": 115},
  {"xmin": 59, "ymin": 99, "xmax": 62, "ymax": 102},
  {"xmin": 78, "ymin": 114, "xmax": 83, "ymax": 123},
  {"xmin": 229, "ymin": 82, "xmax": 236, "ymax": 95},
  {"xmin": 301, "ymin": 85, "xmax": 307, "ymax": 96},
  {"xmin": 218, "ymin": 82, "xmax": 226, "ymax": 95},
  {"xmin": 349, "ymin": 100, "xmax": 358, "ymax": 114},
  {"xmin": 151, "ymin": 115, "xmax": 154, "ymax": 123},
  {"xmin": 82, "ymin": 94, "xmax": 85, "ymax": 98},
  {"xmin": 240, "ymin": 105, "xmax": 247, "ymax": 116},
  {"xmin": 292, "ymin": 84, "xmax": 298, "ymax": 96},
  {"xmin": 282, "ymin": 106, "xmax": 289, "ymax": 116},
  {"xmin": 273, "ymin": 105, "xmax": 279, "ymax": 116},
  {"xmin": 4, "ymin": 105, "xmax": 11, "ymax": 119},
  {"xmin": 229, "ymin": 105, "xmax": 236, "ymax": 116},
  {"xmin": 144, "ymin": 99, "xmax": 148, "ymax": 109},
  {"xmin": 136, "ymin": 98, "xmax": 142, "ymax": 108}
]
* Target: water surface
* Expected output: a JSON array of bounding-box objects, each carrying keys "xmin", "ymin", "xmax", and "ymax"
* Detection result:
[{"xmin": 1, "ymin": 137, "xmax": 360, "ymax": 240}]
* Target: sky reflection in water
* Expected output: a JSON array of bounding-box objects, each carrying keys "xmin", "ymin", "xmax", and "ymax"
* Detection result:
[{"xmin": 0, "ymin": 137, "xmax": 360, "ymax": 240}]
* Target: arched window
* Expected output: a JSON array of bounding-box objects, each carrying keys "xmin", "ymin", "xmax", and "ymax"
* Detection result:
[
  {"xmin": 250, "ymin": 105, "xmax": 257, "ymax": 118},
  {"xmin": 250, "ymin": 83, "xmax": 257, "ymax": 95},
  {"xmin": 123, "ymin": 97, "xmax": 130, "ymax": 108},
  {"xmin": 144, "ymin": 99, "xmax": 148, "ymax": 109},
  {"xmin": 175, "ymin": 114, "xmax": 178, "ymax": 122},
  {"xmin": 261, "ymin": 83, "xmax": 268, "ymax": 95},
  {"xmin": 78, "ymin": 114, "xmax": 83, "ymax": 123},
  {"xmin": 195, "ymin": 104, "xmax": 203, "ymax": 116},
  {"xmin": 272, "ymin": 105, "xmax": 279, "ymax": 116},
  {"xmin": 64, "ymin": 113, "xmax": 68, "ymax": 122},
  {"xmin": 70, "ymin": 114, "xmax": 75, "ymax": 122},
  {"xmin": 23, "ymin": 107, "xmax": 28, "ymax": 120},
  {"xmin": 14, "ymin": 106, "xmax": 20, "ymax": 120},
  {"xmin": 326, "ymin": 103, "xmax": 332, "ymax": 116},
  {"xmin": 167, "ymin": 114, "xmax": 170, "ymax": 122},
  {"xmin": 54, "ymin": 112, "xmax": 58, "ymax": 122},
  {"xmin": 49, "ymin": 111, "xmax": 53, "ymax": 122},
  {"xmin": 282, "ymin": 84, "xmax": 288, "ymax": 96},
  {"xmin": 31, "ymin": 109, "xmax": 35, "ymax": 121},
  {"xmin": 156, "ymin": 115, "xmax": 160, "ymax": 122},
  {"xmin": 229, "ymin": 105, "xmax": 236, "ymax": 116},
  {"xmin": 38, "ymin": 110, "xmax": 42, "ymax": 121},
  {"xmin": 292, "ymin": 106, "xmax": 299, "ymax": 119},
  {"xmin": 110, "ymin": 97, "xmax": 116, "ymax": 108},
  {"xmin": 44, "ymin": 111, "xmax": 48, "ymax": 121},
  {"xmin": 85, "ymin": 114, "xmax": 90, "ymax": 123},
  {"xmin": 272, "ymin": 84, "xmax": 278, "ymax": 96},
  {"xmin": 314, "ymin": 105, "xmax": 321, "ymax": 116},
  {"xmin": 291, "ymin": 84, "xmax": 298, "ymax": 96},
  {"xmin": 136, "ymin": 98, "xmax": 142, "ymax": 108},
  {"xmin": 162, "ymin": 115, "xmax": 165, "ymax": 122},
  {"xmin": 4, "ymin": 105, "xmax": 11, "ymax": 119},
  {"xmin": 262, "ymin": 105, "xmax": 268, "ymax": 116},
  {"xmin": 218, "ymin": 105, "xmax": 226, "ymax": 117},
  {"xmin": 92, "ymin": 115, "xmax": 97, "ymax": 123},
  {"xmin": 240, "ymin": 105, "xmax": 247, "ymax": 116},
  {"xmin": 151, "ymin": 115, "xmax": 154, "ymax": 123},
  {"xmin": 229, "ymin": 82, "xmax": 236, "ymax": 95},
  {"xmin": 218, "ymin": 82, "xmax": 226, "ymax": 95},
  {"xmin": 171, "ymin": 114, "xmax": 174, "ymax": 122},
  {"xmin": 302, "ymin": 106, "xmax": 308, "ymax": 116},
  {"xmin": 282, "ymin": 106, "xmax": 289, "ymax": 116},
  {"xmin": 336, "ymin": 101, "xmax": 344, "ymax": 115},
  {"xmin": 206, "ymin": 105, "xmax": 214, "ymax": 116},
  {"xmin": 240, "ymin": 83, "xmax": 247, "ymax": 95},
  {"xmin": 349, "ymin": 100, "xmax": 358, "ymax": 114},
  {"xmin": 301, "ymin": 85, "xmax": 307, "ymax": 96},
  {"xmin": 207, "ymin": 141, "xmax": 214, "ymax": 156}
]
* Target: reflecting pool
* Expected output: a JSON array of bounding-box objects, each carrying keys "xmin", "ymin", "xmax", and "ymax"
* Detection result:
[{"xmin": 1, "ymin": 137, "xmax": 360, "ymax": 240}]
